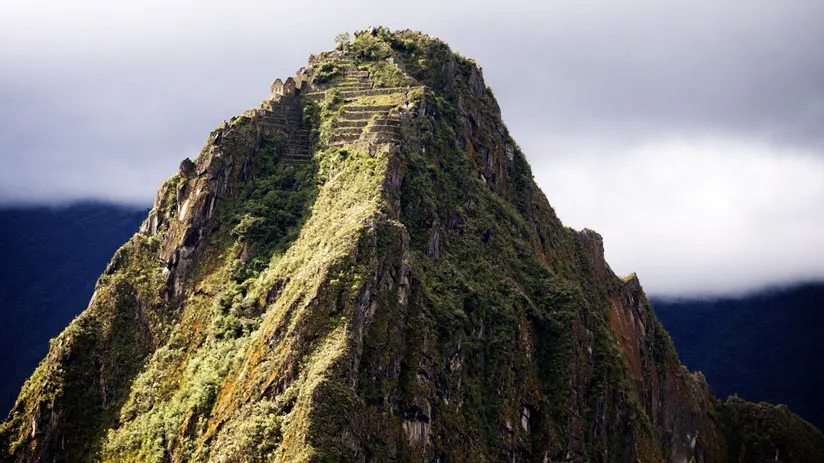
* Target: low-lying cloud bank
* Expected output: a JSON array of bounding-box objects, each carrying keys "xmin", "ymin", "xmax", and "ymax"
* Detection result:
[{"xmin": 533, "ymin": 135, "xmax": 824, "ymax": 297}]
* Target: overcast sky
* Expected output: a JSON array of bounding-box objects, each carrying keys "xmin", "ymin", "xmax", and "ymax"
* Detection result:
[{"xmin": 1, "ymin": 0, "xmax": 823, "ymax": 297}]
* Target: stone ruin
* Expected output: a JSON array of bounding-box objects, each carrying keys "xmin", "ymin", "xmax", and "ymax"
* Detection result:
[{"xmin": 270, "ymin": 77, "xmax": 301, "ymax": 100}]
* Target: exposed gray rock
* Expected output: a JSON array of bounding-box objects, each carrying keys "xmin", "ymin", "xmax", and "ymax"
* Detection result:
[
  {"xmin": 427, "ymin": 220, "xmax": 440, "ymax": 259},
  {"xmin": 179, "ymin": 158, "xmax": 196, "ymax": 177}
]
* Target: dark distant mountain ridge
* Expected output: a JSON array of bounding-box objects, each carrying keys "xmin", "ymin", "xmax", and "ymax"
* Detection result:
[
  {"xmin": 654, "ymin": 283, "xmax": 824, "ymax": 431},
  {"xmin": 0, "ymin": 202, "xmax": 147, "ymax": 418}
]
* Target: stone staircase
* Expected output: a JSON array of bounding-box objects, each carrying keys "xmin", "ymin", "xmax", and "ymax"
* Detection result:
[
  {"xmin": 299, "ymin": 56, "xmax": 423, "ymax": 149},
  {"xmin": 256, "ymin": 95, "xmax": 314, "ymax": 166},
  {"xmin": 328, "ymin": 101, "xmax": 405, "ymax": 147},
  {"xmin": 252, "ymin": 54, "xmax": 424, "ymax": 157}
]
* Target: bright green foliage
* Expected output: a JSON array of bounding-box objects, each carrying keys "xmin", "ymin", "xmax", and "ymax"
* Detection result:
[
  {"xmin": 334, "ymin": 32, "xmax": 350, "ymax": 50},
  {"xmin": 313, "ymin": 62, "xmax": 341, "ymax": 84}
]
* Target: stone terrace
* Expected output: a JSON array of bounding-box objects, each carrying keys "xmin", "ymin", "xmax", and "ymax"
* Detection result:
[
  {"xmin": 242, "ymin": 93, "xmax": 314, "ymax": 166},
  {"xmin": 242, "ymin": 53, "xmax": 422, "ymax": 167},
  {"xmin": 303, "ymin": 55, "xmax": 420, "ymax": 150}
]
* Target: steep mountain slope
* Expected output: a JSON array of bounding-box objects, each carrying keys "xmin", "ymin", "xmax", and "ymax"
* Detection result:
[
  {"xmin": 654, "ymin": 284, "xmax": 824, "ymax": 431},
  {"xmin": 0, "ymin": 203, "xmax": 147, "ymax": 418},
  {"xmin": 2, "ymin": 28, "xmax": 822, "ymax": 462}
]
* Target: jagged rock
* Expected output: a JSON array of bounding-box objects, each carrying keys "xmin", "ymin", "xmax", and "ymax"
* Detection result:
[
  {"xmin": 427, "ymin": 220, "xmax": 440, "ymax": 259},
  {"xmin": 179, "ymin": 157, "xmax": 196, "ymax": 177},
  {"xmin": 468, "ymin": 65, "xmax": 486, "ymax": 98}
]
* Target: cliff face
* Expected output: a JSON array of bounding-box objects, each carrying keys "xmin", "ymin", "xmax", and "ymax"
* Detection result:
[{"xmin": 2, "ymin": 28, "xmax": 822, "ymax": 463}]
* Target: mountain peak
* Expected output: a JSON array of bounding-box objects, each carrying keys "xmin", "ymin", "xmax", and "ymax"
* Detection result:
[{"xmin": 2, "ymin": 28, "xmax": 822, "ymax": 462}]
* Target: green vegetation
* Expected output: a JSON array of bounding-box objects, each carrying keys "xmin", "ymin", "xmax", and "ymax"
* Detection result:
[
  {"xmin": 99, "ymin": 180, "xmax": 311, "ymax": 459},
  {"xmin": 225, "ymin": 133, "xmax": 317, "ymax": 279},
  {"xmin": 334, "ymin": 32, "xmax": 350, "ymax": 50},
  {"xmin": 347, "ymin": 32, "xmax": 411, "ymax": 88},
  {"xmin": 350, "ymin": 93, "xmax": 402, "ymax": 107},
  {"xmin": 718, "ymin": 397, "xmax": 824, "ymax": 462},
  {"xmin": 313, "ymin": 62, "xmax": 341, "ymax": 84}
]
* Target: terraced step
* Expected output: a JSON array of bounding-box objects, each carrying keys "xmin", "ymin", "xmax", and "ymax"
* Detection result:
[
  {"xmin": 343, "ymin": 105, "xmax": 395, "ymax": 112},
  {"xmin": 338, "ymin": 90, "xmax": 373, "ymax": 96},
  {"xmin": 370, "ymin": 118, "xmax": 400, "ymax": 126},
  {"xmin": 301, "ymin": 82, "xmax": 387, "ymax": 101},
  {"xmin": 260, "ymin": 117, "xmax": 303, "ymax": 125},
  {"xmin": 339, "ymin": 112, "xmax": 376, "ymax": 121},
  {"xmin": 262, "ymin": 96, "xmax": 300, "ymax": 107},
  {"xmin": 336, "ymin": 84, "xmax": 372, "ymax": 90},
  {"xmin": 368, "ymin": 125, "xmax": 401, "ymax": 133},
  {"xmin": 332, "ymin": 127, "xmax": 363, "ymax": 136},
  {"xmin": 334, "ymin": 120, "xmax": 369, "ymax": 128},
  {"xmin": 260, "ymin": 110, "xmax": 302, "ymax": 118},
  {"xmin": 282, "ymin": 153, "xmax": 312, "ymax": 158},
  {"xmin": 372, "ymin": 117, "xmax": 401, "ymax": 127},
  {"xmin": 302, "ymin": 93, "xmax": 327, "ymax": 102},
  {"xmin": 261, "ymin": 118, "xmax": 303, "ymax": 125},
  {"xmin": 282, "ymin": 144, "xmax": 311, "ymax": 151},
  {"xmin": 338, "ymin": 88, "xmax": 406, "ymax": 98},
  {"xmin": 368, "ymin": 131, "xmax": 401, "ymax": 139},
  {"xmin": 329, "ymin": 133, "xmax": 361, "ymax": 145},
  {"xmin": 262, "ymin": 102, "xmax": 301, "ymax": 110},
  {"xmin": 301, "ymin": 83, "xmax": 380, "ymax": 97},
  {"xmin": 261, "ymin": 110, "xmax": 301, "ymax": 116},
  {"xmin": 319, "ymin": 71, "xmax": 368, "ymax": 81},
  {"xmin": 368, "ymin": 134, "xmax": 402, "ymax": 145},
  {"xmin": 281, "ymin": 142, "xmax": 312, "ymax": 152},
  {"xmin": 281, "ymin": 159, "xmax": 312, "ymax": 165}
]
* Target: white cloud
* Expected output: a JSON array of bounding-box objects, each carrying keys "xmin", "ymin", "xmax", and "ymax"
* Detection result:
[{"xmin": 531, "ymin": 135, "xmax": 824, "ymax": 296}]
